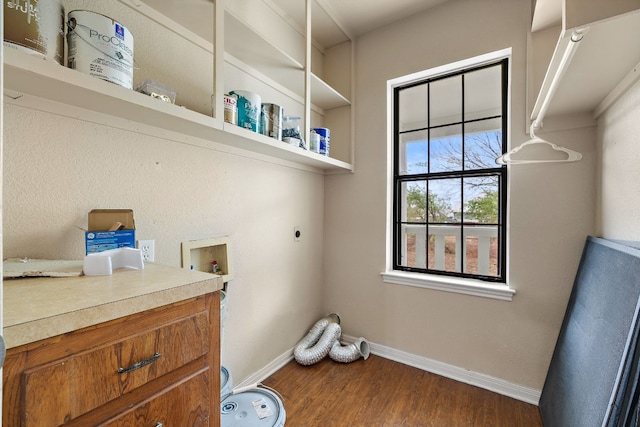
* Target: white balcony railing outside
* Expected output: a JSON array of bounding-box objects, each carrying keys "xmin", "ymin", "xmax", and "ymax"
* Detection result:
[{"xmin": 401, "ymin": 224, "xmax": 498, "ymax": 276}]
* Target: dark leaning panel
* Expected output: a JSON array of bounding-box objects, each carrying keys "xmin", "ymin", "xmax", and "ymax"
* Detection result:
[{"xmin": 540, "ymin": 236, "xmax": 640, "ymax": 427}]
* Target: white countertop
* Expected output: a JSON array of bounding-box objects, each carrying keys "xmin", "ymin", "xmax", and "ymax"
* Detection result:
[{"xmin": 3, "ymin": 263, "xmax": 223, "ymax": 348}]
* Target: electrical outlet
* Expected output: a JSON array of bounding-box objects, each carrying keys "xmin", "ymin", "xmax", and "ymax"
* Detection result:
[
  {"xmin": 138, "ymin": 239, "xmax": 155, "ymax": 262},
  {"xmin": 294, "ymin": 226, "xmax": 301, "ymax": 242}
]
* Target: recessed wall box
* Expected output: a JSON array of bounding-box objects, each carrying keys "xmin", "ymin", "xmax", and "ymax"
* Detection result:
[
  {"xmin": 181, "ymin": 236, "xmax": 233, "ymax": 283},
  {"xmin": 85, "ymin": 209, "xmax": 136, "ymax": 254}
]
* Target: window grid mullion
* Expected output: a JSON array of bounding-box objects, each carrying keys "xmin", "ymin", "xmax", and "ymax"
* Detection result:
[
  {"xmin": 499, "ymin": 59, "xmax": 509, "ymax": 278},
  {"xmin": 460, "ymin": 73, "xmax": 466, "ymax": 274},
  {"xmin": 398, "ymin": 115, "xmax": 502, "ymax": 136},
  {"xmin": 426, "ymin": 81, "xmax": 431, "ymax": 270},
  {"xmin": 393, "ymin": 87, "xmax": 402, "ymax": 269}
]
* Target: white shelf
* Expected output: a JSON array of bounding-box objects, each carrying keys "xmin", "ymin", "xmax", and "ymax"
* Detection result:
[
  {"xmin": 222, "ymin": 122, "xmax": 353, "ymax": 170},
  {"xmin": 3, "ymin": 48, "xmax": 353, "ymax": 173},
  {"xmin": 3, "ymin": 48, "xmax": 220, "ymax": 140},
  {"xmin": 530, "ymin": 7, "xmax": 640, "ymax": 121},
  {"xmin": 225, "ymin": 11, "xmax": 304, "ymax": 96},
  {"xmin": 225, "ymin": 10, "xmax": 351, "ymax": 112},
  {"xmin": 311, "ymin": 73, "xmax": 351, "ymax": 110}
]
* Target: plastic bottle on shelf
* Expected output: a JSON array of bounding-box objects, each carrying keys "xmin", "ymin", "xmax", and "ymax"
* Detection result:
[{"xmin": 282, "ymin": 116, "xmax": 306, "ymax": 149}]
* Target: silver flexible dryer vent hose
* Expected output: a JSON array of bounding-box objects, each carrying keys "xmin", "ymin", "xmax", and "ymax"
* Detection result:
[
  {"xmin": 294, "ymin": 314, "xmax": 341, "ymax": 366},
  {"xmin": 294, "ymin": 313, "xmax": 370, "ymax": 365},
  {"xmin": 329, "ymin": 337, "xmax": 371, "ymax": 363}
]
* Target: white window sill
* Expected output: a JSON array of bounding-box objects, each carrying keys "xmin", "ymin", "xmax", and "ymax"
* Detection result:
[{"xmin": 381, "ymin": 271, "xmax": 515, "ymax": 301}]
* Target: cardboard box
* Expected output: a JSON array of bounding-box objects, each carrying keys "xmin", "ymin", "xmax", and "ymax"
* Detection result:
[{"xmin": 85, "ymin": 209, "xmax": 136, "ymax": 254}]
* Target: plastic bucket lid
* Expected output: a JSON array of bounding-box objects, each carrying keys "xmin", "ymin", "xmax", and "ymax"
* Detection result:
[
  {"xmin": 221, "ymin": 366, "xmax": 233, "ymax": 398},
  {"xmin": 221, "ymin": 387, "xmax": 286, "ymax": 427}
]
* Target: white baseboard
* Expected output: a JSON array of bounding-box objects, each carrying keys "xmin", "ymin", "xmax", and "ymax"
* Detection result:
[
  {"xmin": 233, "ymin": 348, "xmax": 295, "ymax": 390},
  {"xmin": 233, "ymin": 335, "xmax": 541, "ymax": 406},
  {"xmin": 342, "ymin": 334, "xmax": 542, "ymax": 405}
]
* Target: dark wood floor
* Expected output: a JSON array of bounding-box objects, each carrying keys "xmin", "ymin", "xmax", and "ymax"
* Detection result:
[{"xmin": 262, "ymin": 355, "xmax": 542, "ymax": 427}]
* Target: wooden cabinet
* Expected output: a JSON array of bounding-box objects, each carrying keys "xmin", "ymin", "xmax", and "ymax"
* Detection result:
[{"xmin": 3, "ymin": 292, "xmax": 220, "ymax": 427}]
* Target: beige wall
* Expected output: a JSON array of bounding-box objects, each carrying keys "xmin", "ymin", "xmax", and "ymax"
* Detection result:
[
  {"xmin": 323, "ymin": 0, "xmax": 596, "ymax": 390},
  {"xmin": 3, "ymin": 0, "xmax": 330, "ymax": 384},
  {"xmin": 597, "ymin": 78, "xmax": 640, "ymax": 239},
  {"xmin": 3, "ymin": 113, "xmax": 326, "ymax": 383}
]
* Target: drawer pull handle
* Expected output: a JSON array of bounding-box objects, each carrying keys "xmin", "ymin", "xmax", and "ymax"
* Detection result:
[
  {"xmin": 156, "ymin": 424, "xmax": 163, "ymax": 427},
  {"xmin": 118, "ymin": 352, "xmax": 161, "ymax": 374}
]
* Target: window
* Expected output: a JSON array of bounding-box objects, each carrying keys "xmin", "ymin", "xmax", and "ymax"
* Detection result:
[{"xmin": 384, "ymin": 50, "xmax": 514, "ymax": 300}]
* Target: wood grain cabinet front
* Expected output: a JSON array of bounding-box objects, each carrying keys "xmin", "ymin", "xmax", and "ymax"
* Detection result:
[
  {"xmin": 3, "ymin": 292, "xmax": 221, "ymax": 427},
  {"xmin": 101, "ymin": 370, "xmax": 211, "ymax": 427}
]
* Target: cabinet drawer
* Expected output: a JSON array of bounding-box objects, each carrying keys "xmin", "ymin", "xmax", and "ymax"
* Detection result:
[
  {"xmin": 21, "ymin": 311, "xmax": 210, "ymax": 427},
  {"xmin": 101, "ymin": 370, "xmax": 211, "ymax": 427}
]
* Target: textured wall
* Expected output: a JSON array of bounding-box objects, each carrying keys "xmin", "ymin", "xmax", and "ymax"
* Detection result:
[
  {"xmin": 3, "ymin": 1, "xmax": 327, "ymax": 383},
  {"xmin": 597, "ymin": 79, "xmax": 640, "ymax": 239},
  {"xmin": 3, "ymin": 103, "xmax": 326, "ymax": 382}
]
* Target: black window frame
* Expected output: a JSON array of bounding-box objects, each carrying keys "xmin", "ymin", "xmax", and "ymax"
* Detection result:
[{"xmin": 392, "ymin": 58, "xmax": 508, "ymax": 283}]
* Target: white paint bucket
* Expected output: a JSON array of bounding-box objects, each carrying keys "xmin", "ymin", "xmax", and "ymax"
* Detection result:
[
  {"xmin": 221, "ymin": 387, "xmax": 286, "ymax": 427},
  {"xmin": 221, "ymin": 365, "xmax": 233, "ymax": 399},
  {"xmin": 229, "ymin": 90, "xmax": 261, "ymax": 133},
  {"xmin": 67, "ymin": 10, "xmax": 134, "ymax": 89},
  {"xmin": 4, "ymin": 0, "xmax": 65, "ymax": 64}
]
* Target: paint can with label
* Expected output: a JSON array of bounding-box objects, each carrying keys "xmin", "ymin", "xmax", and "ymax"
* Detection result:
[
  {"xmin": 224, "ymin": 94, "xmax": 238, "ymax": 125},
  {"xmin": 229, "ymin": 90, "xmax": 261, "ymax": 133},
  {"xmin": 312, "ymin": 127, "xmax": 330, "ymax": 156},
  {"xmin": 4, "ymin": 0, "xmax": 65, "ymax": 64},
  {"xmin": 66, "ymin": 10, "xmax": 135, "ymax": 89},
  {"xmin": 260, "ymin": 103, "xmax": 283, "ymax": 140}
]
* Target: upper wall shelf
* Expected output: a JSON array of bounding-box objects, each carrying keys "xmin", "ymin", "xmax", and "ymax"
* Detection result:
[
  {"xmin": 3, "ymin": 48, "xmax": 220, "ymax": 139},
  {"xmin": 3, "ymin": 0, "xmax": 354, "ymax": 172},
  {"xmin": 140, "ymin": 0, "xmax": 354, "ymax": 165},
  {"xmin": 224, "ymin": 7, "xmax": 351, "ymax": 112},
  {"xmin": 530, "ymin": 5, "xmax": 640, "ymax": 123},
  {"xmin": 3, "ymin": 49, "xmax": 353, "ymax": 172},
  {"xmin": 224, "ymin": 11, "xmax": 304, "ymax": 98}
]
